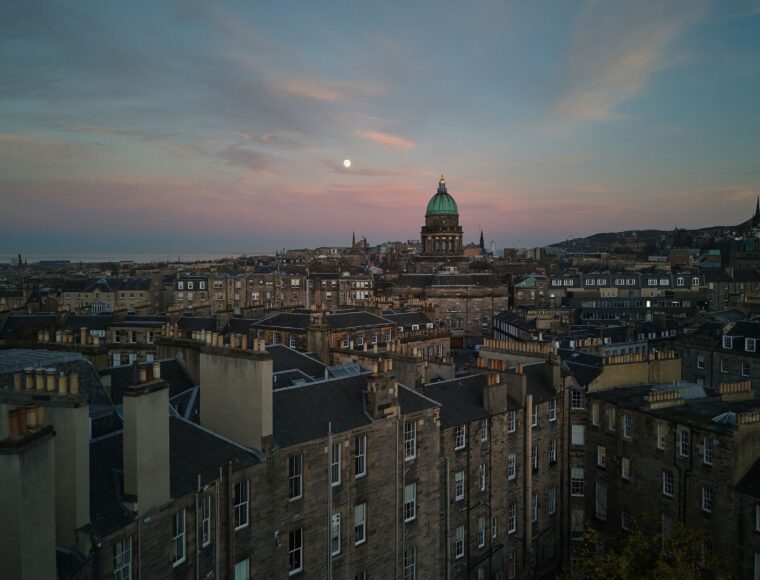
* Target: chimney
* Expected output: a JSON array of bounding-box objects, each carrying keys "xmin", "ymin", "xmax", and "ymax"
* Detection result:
[
  {"xmin": 70, "ymin": 373, "xmax": 79, "ymax": 394},
  {"xmin": 46, "ymin": 369, "xmax": 56, "ymax": 392},
  {"xmin": 153, "ymin": 361, "xmax": 161, "ymax": 380},
  {"xmin": 366, "ymin": 370, "xmax": 399, "ymax": 420},
  {"xmin": 24, "ymin": 368, "xmax": 34, "ymax": 390},
  {"xmin": 0, "ymin": 419, "xmax": 56, "ymax": 580},
  {"xmin": 13, "ymin": 373, "xmax": 22, "ymax": 391},
  {"xmin": 122, "ymin": 379, "xmax": 170, "ymax": 516},
  {"xmin": 200, "ymin": 347, "xmax": 273, "ymax": 453},
  {"xmin": 35, "ymin": 370, "xmax": 45, "ymax": 391}
]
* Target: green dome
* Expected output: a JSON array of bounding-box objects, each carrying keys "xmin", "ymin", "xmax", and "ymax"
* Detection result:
[{"xmin": 426, "ymin": 175, "xmax": 459, "ymax": 215}]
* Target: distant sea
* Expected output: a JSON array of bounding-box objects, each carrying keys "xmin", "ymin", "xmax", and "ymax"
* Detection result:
[{"xmin": 2, "ymin": 252, "xmax": 276, "ymax": 264}]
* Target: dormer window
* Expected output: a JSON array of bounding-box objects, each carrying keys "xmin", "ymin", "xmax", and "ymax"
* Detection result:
[
  {"xmin": 692, "ymin": 277, "xmax": 700, "ymax": 286},
  {"xmin": 648, "ymin": 279, "xmax": 657, "ymax": 286},
  {"xmin": 187, "ymin": 281, "xmax": 194, "ymax": 290},
  {"xmin": 178, "ymin": 281, "xmax": 184, "ymax": 290},
  {"xmin": 586, "ymin": 279, "xmax": 595, "ymax": 286},
  {"xmin": 723, "ymin": 336, "xmax": 733, "ymax": 349},
  {"xmin": 747, "ymin": 338, "xmax": 756, "ymax": 352},
  {"xmin": 676, "ymin": 277, "xmax": 684, "ymax": 286}
]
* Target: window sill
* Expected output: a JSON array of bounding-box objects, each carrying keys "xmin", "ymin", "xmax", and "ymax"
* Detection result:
[
  {"xmin": 288, "ymin": 495, "xmax": 302, "ymax": 503},
  {"xmin": 234, "ymin": 523, "xmax": 249, "ymax": 532}
]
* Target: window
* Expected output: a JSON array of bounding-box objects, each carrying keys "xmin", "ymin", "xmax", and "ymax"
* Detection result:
[
  {"xmin": 720, "ymin": 358, "xmax": 728, "ymax": 373},
  {"xmin": 113, "ymin": 536, "xmax": 132, "ymax": 580},
  {"xmin": 507, "ymin": 411, "xmax": 516, "ymax": 433},
  {"xmin": 508, "ymin": 550, "xmax": 517, "ymax": 578},
  {"xmin": 354, "ymin": 503, "xmax": 366, "ymax": 545},
  {"xmin": 289, "ymin": 336, "xmax": 296, "ymax": 348},
  {"xmin": 571, "ymin": 424, "xmax": 585, "ymax": 446},
  {"xmin": 697, "ymin": 355, "xmax": 705, "ymax": 369},
  {"xmin": 548, "ymin": 399, "xmax": 557, "ymax": 421},
  {"xmin": 531, "ymin": 493, "xmax": 538, "ymax": 522},
  {"xmin": 403, "ymin": 546, "xmax": 416, "ymax": 580},
  {"xmin": 571, "ymin": 390, "xmax": 585, "ymax": 410},
  {"xmin": 478, "ymin": 515, "xmax": 486, "ymax": 548},
  {"xmin": 747, "ymin": 338, "xmax": 757, "ymax": 352},
  {"xmin": 595, "ymin": 481, "xmax": 607, "ymax": 521},
  {"xmin": 571, "ymin": 468, "xmax": 585, "ymax": 497},
  {"xmin": 679, "ymin": 430, "xmax": 690, "ymax": 457},
  {"xmin": 607, "ymin": 408, "xmax": 616, "ymax": 431},
  {"xmin": 454, "ymin": 424, "xmax": 466, "ymax": 450},
  {"xmin": 404, "ymin": 483, "xmax": 416, "ymax": 522},
  {"xmin": 657, "ymin": 423, "xmax": 667, "ymax": 450},
  {"xmin": 288, "ymin": 454, "xmax": 303, "ymax": 500},
  {"xmin": 597, "ymin": 445, "xmax": 607, "ymax": 468},
  {"xmin": 692, "ymin": 277, "xmax": 700, "ymax": 286},
  {"xmin": 531, "ymin": 404, "xmax": 538, "ymax": 427},
  {"xmin": 404, "ymin": 421, "xmax": 416, "ymax": 460},
  {"xmin": 492, "ymin": 516, "xmax": 498, "ymax": 539},
  {"xmin": 532, "ymin": 444, "xmax": 539, "ymax": 471},
  {"xmin": 703, "ymin": 437, "xmax": 713, "ymax": 465},
  {"xmin": 177, "ymin": 281, "xmax": 184, "ymax": 290},
  {"xmin": 742, "ymin": 361, "xmax": 750, "ymax": 377},
  {"xmin": 234, "ymin": 559, "xmax": 249, "ymax": 580},
  {"xmin": 621, "ymin": 510, "xmax": 631, "ymax": 532},
  {"xmin": 289, "ymin": 529, "xmax": 303, "ymax": 574},
  {"xmin": 479, "ymin": 463, "xmax": 486, "ymax": 492},
  {"xmin": 623, "ymin": 415, "xmax": 632, "ymax": 439},
  {"xmin": 455, "ymin": 471, "xmax": 465, "ymax": 501},
  {"xmin": 507, "ymin": 454, "xmax": 516, "ymax": 480},
  {"xmin": 548, "ymin": 487, "xmax": 556, "ymax": 515},
  {"xmin": 172, "ymin": 510, "xmax": 186, "ymax": 566},
  {"xmin": 234, "ymin": 481, "xmax": 249, "ymax": 530},
  {"xmin": 331, "ymin": 442, "xmax": 341, "ymax": 486},
  {"xmin": 479, "ymin": 419, "xmax": 488, "ymax": 441},
  {"xmin": 621, "ymin": 457, "xmax": 631, "ymax": 480},
  {"xmin": 454, "ymin": 525, "xmax": 465, "ymax": 559},
  {"xmin": 591, "ymin": 402, "xmax": 600, "ymax": 426},
  {"xmin": 201, "ymin": 495, "xmax": 212, "ymax": 547},
  {"xmin": 549, "ymin": 439, "xmax": 557, "ymax": 464},
  {"xmin": 331, "ymin": 513, "xmax": 341, "ymax": 556},
  {"xmin": 342, "ymin": 334, "xmax": 349, "ymax": 348},
  {"xmin": 702, "ymin": 487, "xmax": 713, "ymax": 513},
  {"xmin": 662, "ymin": 471, "xmax": 674, "ymax": 497},
  {"xmin": 187, "ymin": 281, "xmax": 194, "ymax": 290},
  {"xmin": 507, "ymin": 502, "xmax": 517, "ymax": 534},
  {"xmin": 355, "ymin": 435, "xmax": 367, "ymax": 478}
]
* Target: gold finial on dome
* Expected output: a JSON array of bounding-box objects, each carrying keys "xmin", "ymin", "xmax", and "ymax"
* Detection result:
[{"xmin": 439, "ymin": 174, "xmax": 446, "ymax": 186}]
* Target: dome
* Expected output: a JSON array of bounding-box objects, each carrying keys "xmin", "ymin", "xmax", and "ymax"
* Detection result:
[{"xmin": 426, "ymin": 175, "xmax": 458, "ymax": 215}]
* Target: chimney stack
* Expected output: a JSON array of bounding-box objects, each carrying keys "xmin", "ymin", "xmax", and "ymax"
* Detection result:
[{"xmin": 123, "ymin": 379, "xmax": 170, "ymax": 516}]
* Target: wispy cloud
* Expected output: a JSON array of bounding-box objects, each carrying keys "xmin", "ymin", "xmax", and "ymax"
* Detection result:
[
  {"xmin": 271, "ymin": 78, "xmax": 384, "ymax": 102},
  {"xmin": 0, "ymin": 133, "xmax": 98, "ymax": 160},
  {"xmin": 553, "ymin": 0, "xmax": 708, "ymax": 123},
  {"xmin": 215, "ymin": 143, "xmax": 272, "ymax": 172},
  {"xmin": 356, "ymin": 130, "xmax": 415, "ymax": 150}
]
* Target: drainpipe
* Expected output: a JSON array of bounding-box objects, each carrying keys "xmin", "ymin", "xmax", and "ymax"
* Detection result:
[
  {"xmin": 195, "ymin": 474, "xmax": 200, "ymax": 580},
  {"xmin": 328, "ymin": 423, "xmax": 333, "ymax": 580},
  {"xmin": 215, "ymin": 467, "xmax": 221, "ymax": 580},
  {"xmin": 445, "ymin": 456, "xmax": 451, "ymax": 580},
  {"xmin": 524, "ymin": 394, "xmax": 533, "ymax": 573}
]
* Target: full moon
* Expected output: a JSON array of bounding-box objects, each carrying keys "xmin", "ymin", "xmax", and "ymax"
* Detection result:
[{"xmin": 343, "ymin": 159, "xmax": 351, "ymax": 168}]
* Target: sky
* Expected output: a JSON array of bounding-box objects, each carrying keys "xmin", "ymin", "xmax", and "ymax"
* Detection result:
[{"xmin": 2, "ymin": 0, "xmax": 760, "ymax": 256}]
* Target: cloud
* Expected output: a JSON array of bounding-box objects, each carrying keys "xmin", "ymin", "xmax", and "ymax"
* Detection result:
[
  {"xmin": 356, "ymin": 130, "xmax": 415, "ymax": 150},
  {"xmin": 271, "ymin": 77, "xmax": 384, "ymax": 102},
  {"xmin": 553, "ymin": 0, "xmax": 708, "ymax": 123},
  {"xmin": 215, "ymin": 143, "xmax": 271, "ymax": 172},
  {"xmin": 0, "ymin": 133, "xmax": 98, "ymax": 160}
]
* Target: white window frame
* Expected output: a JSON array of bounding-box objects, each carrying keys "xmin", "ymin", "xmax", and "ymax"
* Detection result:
[
  {"xmin": 172, "ymin": 510, "xmax": 186, "ymax": 567},
  {"xmin": 404, "ymin": 483, "xmax": 417, "ymax": 522},
  {"xmin": 697, "ymin": 355, "xmax": 705, "ymax": 369},
  {"xmin": 479, "ymin": 463, "xmax": 486, "ymax": 492},
  {"xmin": 662, "ymin": 471, "xmax": 674, "ymax": 497},
  {"xmin": 703, "ymin": 437, "xmax": 713, "ymax": 465},
  {"xmin": 591, "ymin": 402, "xmax": 599, "ymax": 426},
  {"xmin": 531, "ymin": 404, "xmax": 538, "ymax": 427},
  {"xmin": 549, "ymin": 439, "xmax": 557, "ymax": 464},
  {"xmin": 289, "ymin": 528, "xmax": 303, "ymax": 575},
  {"xmin": 679, "ymin": 429, "xmax": 690, "ymax": 458},
  {"xmin": 721, "ymin": 358, "xmax": 728, "ymax": 373},
  {"xmin": 113, "ymin": 536, "xmax": 132, "ymax": 580},
  {"xmin": 479, "ymin": 418, "xmax": 488, "ymax": 442},
  {"xmin": 742, "ymin": 360, "xmax": 750, "ymax": 377},
  {"xmin": 507, "ymin": 502, "xmax": 517, "ymax": 534},
  {"xmin": 747, "ymin": 338, "xmax": 757, "ymax": 352},
  {"xmin": 404, "ymin": 421, "xmax": 416, "ymax": 461},
  {"xmin": 454, "ymin": 424, "xmax": 466, "ymax": 450},
  {"xmin": 331, "ymin": 441, "xmax": 341, "ymax": 486},
  {"xmin": 548, "ymin": 487, "xmax": 556, "ymax": 515},
  {"xmin": 571, "ymin": 467, "xmax": 585, "ymax": 497},
  {"xmin": 455, "ymin": 471, "xmax": 465, "ymax": 501},
  {"xmin": 607, "ymin": 408, "xmax": 616, "ymax": 431},
  {"xmin": 596, "ymin": 445, "xmax": 607, "ymax": 468},
  {"xmin": 478, "ymin": 515, "xmax": 486, "ymax": 548},
  {"xmin": 331, "ymin": 513, "xmax": 341, "ymax": 556},
  {"xmin": 233, "ymin": 481, "xmax": 249, "ymax": 530},
  {"xmin": 288, "ymin": 454, "xmax": 303, "ymax": 501},
  {"xmin": 507, "ymin": 454, "xmax": 516, "ymax": 480},
  {"xmin": 623, "ymin": 414, "xmax": 632, "ymax": 440},
  {"xmin": 723, "ymin": 336, "xmax": 733, "ymax": 349},
  {"xmin": 354, "ymin": 503, "xmax": 366, "ymax": 545},
  {"xmin": 702, "ymin": 487, "xmax": 713, "ymax": 513},
  {"xmin": 454, "ymin": 525, "xmax": 465, "ymax": 559},
  {"xmin": 506, "ymin": 411, "xmax": 516, "ymax": 433},
  {"xmin": 621, "ymin": 456, "xmax": 631, "ymax": 480},
  {"xmin": 201, "ymin": 494, "xmax": 212, "ymax": 547},
  {"xmin": 403, "ymin": 546, "xmax": 416, "ymax": 580},
  {"xmin": 548, "ymin": 399, "xmax": 557, "ymax": 422},
  {"xmin": 355, "ymin": 435, "xmax": 367, "ymax": 478}
]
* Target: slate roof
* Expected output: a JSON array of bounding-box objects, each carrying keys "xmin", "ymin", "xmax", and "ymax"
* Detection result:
[
  {"xmin": 383, "ymin": 311, "xmax": 433, "ymax": 329},
  {"xmin": 558, "ymin": 348, "xmax": 604, "ymax": 388},
  {"xmin": 253, "ymin": 312, "xmax": 311, "ymax": 330},
  {"xmin": 398, "ymin": 384, "xmax": 439, "ymax": 415},
  {"xmin": 101, "ymin": 359, "xmax": 194, "ymax": 406},
  {"xmin": 89, "ymin": 416, "xmax": 259, "ymax": 538},
  {"xmin": 0, "ymin": 313, "xmax": 59, "ymax": 341},
  {"xmin": 266, "ymin": 344, "xmax": 326, "ymax": 378},
  {"xmin": 421, "ymin": 374, "xmax": 489, "ymax": 428},
  {"xmin": 736, "ymin": 458, "xmax": 760, "ymax": 498},
  {"xmin": 273, "ymin": 374, "xmax": 372, "ymax": 448},
  {"xmin": 63, "ymin": 314, "xmax": 115, "ymax": 331},
  {"xmin": 325, "ymin": 310, "xmax": 390, "ymax": 330},
  {"xmin": 225, "ymin": 317, "xmax": 262, "ymax": 334},
  {"xmin": 524, "ymin": 363, "xmax": 558, "ymax": 403},
  {"xmin": 177, "ymin": 316, "xmax": 217, "ymax": 332}
]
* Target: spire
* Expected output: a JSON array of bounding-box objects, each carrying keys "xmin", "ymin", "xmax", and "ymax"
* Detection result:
[
  {"xmin": 479, "ymin": 229, "xmax": 485, "ymax": 250},
  {"xmin": 352, "ymin": 230, "xmax": 356, "ymax": 247},
  {"xmin": 437, "ymin": 174, "xmax": 447, "ymax": 194}
]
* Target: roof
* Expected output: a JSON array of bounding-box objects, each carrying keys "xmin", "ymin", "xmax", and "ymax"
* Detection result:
[
  {"xmin": 266, "ymin": 344, "xmax": 326, "ymax": 378},
  {"xmin": 63, "ymin": 314, "xmax": 115, "ymax": 331},
  {"xmin": 383, "ymin": 311, "xmax": 432, "ymax": 329},
  {"xmin": 421, "ymin": 374, "xmax": 489, "ymax": 428},
  {"xmin": 101, "ymin": 359, "xmax": 194, "ymax": 406},
  {"xmin": 736, "ymin": 458, "xmax": 760, "ymax": 498},
  {"xmin": 325, "ymin": 310, "xmax": 390, "ymax": 330},
  {"xmin": 253, "ymin": 312, "xmax": 311, "ymax": 331},
  {"xmin": 524, "ymin": 363, "xmax": 558, "ymax": 403},
  {"xmin": 0, "ymin": 313, "xmax": 59, "ymax": 341},
  {"xmin": 558, "ymin": 348, "xmax": 604, "ymax": 387},
  {"xmin": 177, "ymin": 316, "xmax": 217, "ymax": 332}
]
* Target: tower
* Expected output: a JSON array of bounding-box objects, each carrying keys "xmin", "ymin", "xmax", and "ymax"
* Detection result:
[{"xmin": 420, "ymin": 175, "xmax": 463, "ymax": 256}]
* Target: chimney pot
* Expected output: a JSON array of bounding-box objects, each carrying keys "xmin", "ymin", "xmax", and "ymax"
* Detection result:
[
  {"xmin": 43, "ymin": 329, "xmax": 50, "ymax": 342},
  {"xmin": 17, "ymin": 408, "xmax": 27, "ymax": 434},
  {"xmin": 13, "ymin": 373, "xmax": 22, "ymax": 391},
  {"xmin": 8, "ymin": 410, "xmax": 19, "ymax": 437},
  {"xmin": 35, "ymin": 370, "xmax": 45, "ymax": 391},
  {"xmin": 25, "ymin": 368, "xmax": 34, "ymax": 390},
  {"xmin": 35, "ymin": 406, "xmax": 45, "ymax": 426},
  {"xmin": 153, "ymin": 361, "xmax": 161, "ymax": 379},
  {"xmin": 58, "ymin": 373, "xmax": 68, "ymax": 394},
  {"xmin": 46, "ymin": 369, "xmax": 56, "ymax": 392},
  {"xmin": 70, "ymin": 373, "xmax": 79, "ymax": 394},
  {"xmin": 138, "ymin": 365, "xmax": 147, "ymax": 383},
  {"xmin": 26, "ymin": 407, "xmax": 37, "ymax": 429}
]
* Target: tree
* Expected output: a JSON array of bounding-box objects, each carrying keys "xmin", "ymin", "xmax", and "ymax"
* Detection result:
[{"xmin": 573, "ymin": 516, "xmax": 723, "ymax": 580}]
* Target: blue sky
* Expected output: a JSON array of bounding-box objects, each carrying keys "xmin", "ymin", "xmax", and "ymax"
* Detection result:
[{"xmin": 1, "ymin": 0, "xmax": 759, "ymax": 255}]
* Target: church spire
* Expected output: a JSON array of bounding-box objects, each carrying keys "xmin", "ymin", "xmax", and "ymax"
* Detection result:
[
  {"xmin": 754, "ymin": 196, "xmax": 760, "ymax": 228},
  {"xmin": 352, "ymin": 230, "xmax": 356, "ymax": 247},
  {"xmin": 479, "ymin": 229, "xmax": 485, "ymax": 251}
]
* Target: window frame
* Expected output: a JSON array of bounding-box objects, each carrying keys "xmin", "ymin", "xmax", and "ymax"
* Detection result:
[
  {"xmin": 404, "ymin": 421, "xmax": 417, "ymax": 461},
  {"xmin": 548, "ymin": 487, "xmax": 556, "ymax": 515},
  {"xmin": 507, "ymin": 453, "xmax": 516, "ymax": 480},
  {"xmin": 331, "ymin": 513, "xmax": 341, "ymax": 556},
  {"xmin": 172, "ymin": 510, "xmax": 186, "ymax": 567},
  {"xmin": 479, "ymin": 418, "xmax": 488, "ymax": 442},
  {"xmin": 621, "ymin": 456, "xmax": 631, "ymax": 480},
  {"xmin": 354, "ymin": 503, "xmax": 367, "ymax": 545},
  {"xmin": 288, "ymin": 528, "xmax": 303, "ymax": 575},
  {"xmin": 548, "ymin": 399, "xmax": 557, "ymax": 422},
  {"xmin": 454, "ymin": 424, "xmax": 466, "ymax": 450},
  {"xmin": 201, "ymin": 494, "xmax": 212, "ymax": 548},
  {"xmin": 507, "ymin": 502, "xmax": 517, "ymax": 534},
  {"xmin": 354, "ymin": 435, "xmax": 367, "ymax": 478},
  {"xmin": 288, "ymin": 454, "xmax": 303, "ymax": 501},
  {"xmin": 454, "ymin": 525, "xmax": 465, "ymax": 559},
  {"xmin": 623, "ymin": 414, "xmax": 632, "ymax": 440},
  {"xmin": 331, "ymin": 441, "xmax": 341, "ymax": 486},
  {"xmin": 702, "ymin": 487, "xmax": 713, "ymax": 513},
  {"xmin": 113, "ymin": 536, "xmax": 132, "ymax": 580},
  {"xmin": 703, "ymin": 437, "xmax": 713, "ymax": 465},
  {"xmin": 454, "ymin": 471, "xmax": 465, "ymax": 501},
  {"xmin": 404, "ymin": 482, "xmax": 417, "ymax": 522},
  {"xmin": 571, "ymin": 467, "xmax": 585, "ymax": 497},
  {"xmin": 233, "ymin": 481, "xmax": 250, "ymax": 531},
  {"xmin": 403, "ymin": 546, "xmax": 416, "ymax": 580},
  {"xmin": 662, "ymin": 471, "xmax": 674, "ymax": 497},
  {"xmin": 506, "ymin": 411, "xmax": 516, "ymax": 433}
]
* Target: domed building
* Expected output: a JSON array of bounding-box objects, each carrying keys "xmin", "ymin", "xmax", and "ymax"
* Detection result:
[{"xmin": 421, "ymin": 176, "xmax": 463, "ymax": 256}]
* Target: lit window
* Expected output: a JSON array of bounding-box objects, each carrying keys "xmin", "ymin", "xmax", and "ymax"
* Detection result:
[
  {"xmin": 703, "ymin": 438, "xmax": 713, "ymax": 465},
  {"xmin": 288, "ymin": 454, "xmax": 303, "ymax": 500},
  {"xmin": 455, "ymin": 471, "xmax": 465, "ymax": 501},
  {"xmin": 662, "ymin": 471, "xmax": 674, "ymax": 497},
  {"xmin": 234, "ymin": 481, "xmax": 249, "ymax": 530},
  {"xmin": 354, "ymin": 503, "xmax": 366, "ymax": 545},
  {"xmin": 113, "ymin": 536, "xmax": 132, "ymax": 580},
  {"xmin": 404, "ymin": 483, "xmax": 416, "ymax": 522},
  {"xmin": 331, "ymin": 513, "xmax": 341, "ymax": 556},
  {"xmin": 354, "ymin": 435, "xmax": 367, "ymax": 478},
  {"xmin": 172, "ymin": 510, "xmax": 186, "ymax": 566},
  {"xmin": 507, "ymin": 454, "xmax": 516, "ymax": 480},
  {"xmin": 331, "ymin": 441, "xmax": 341, "ymax": 486},
  {"xmin": 404, "ymin": 421, "xmax": 416, "ymax": 460},
  {"xmin": 454, "ymin": 424, "xmax": 466, "ymax": 450},
  {"xmin": 454, "ymin": 525, "xmax": 465, "ymax": 559},
  {"xmin": 289, "ymin": 529, "xmax": 303, "ymax": 574}
]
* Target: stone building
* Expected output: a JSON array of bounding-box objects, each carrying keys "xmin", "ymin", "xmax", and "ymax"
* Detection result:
[
  {"xmin": 420, "ymin": 175, "xmax": 463, "ymax": 257},
  {"xmin": 60, "ymin": 276, "xmax": 157, "ymax": 314}
]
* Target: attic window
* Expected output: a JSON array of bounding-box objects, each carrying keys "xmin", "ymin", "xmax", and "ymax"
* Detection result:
[
  {"xmin": 411, "ymin": 324, "xmax": 420, "ymax": 331},
  {"xmin": 723, "ymin": 336, "xmax": 733, "ymax": 349}
]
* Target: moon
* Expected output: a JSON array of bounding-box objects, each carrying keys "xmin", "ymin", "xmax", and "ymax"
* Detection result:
[{"xmin": 343, "ymin": 159, "xmax": 351, "ymax": 168}]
